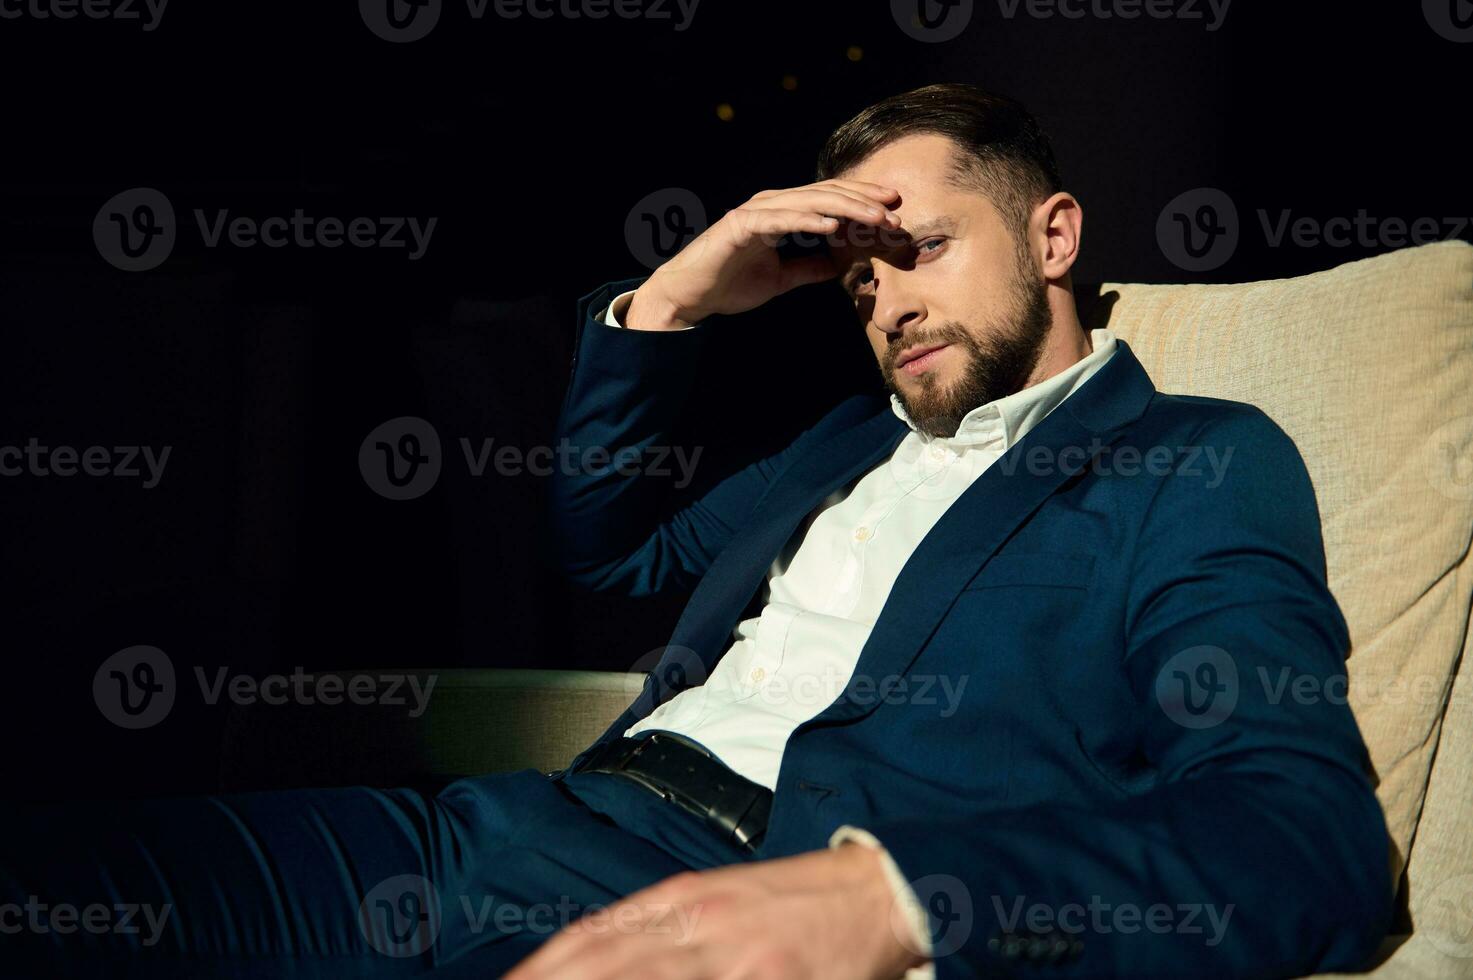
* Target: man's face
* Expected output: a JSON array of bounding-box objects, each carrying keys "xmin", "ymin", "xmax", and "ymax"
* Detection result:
[{"xmin": 829, "ymin": 133, "xmax": 1053, "ymax": 438}]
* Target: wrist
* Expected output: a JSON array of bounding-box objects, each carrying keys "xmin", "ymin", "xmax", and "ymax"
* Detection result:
[
  {"xmin": 624, "ymin": 281, "xmax": 698, "ymax": 331},
  {"xmin": 836, "ymin": 842, "xmax": 931, "ymax": 974}
]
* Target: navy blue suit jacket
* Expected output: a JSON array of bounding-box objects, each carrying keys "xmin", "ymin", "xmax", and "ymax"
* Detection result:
[{"xmin": 543, "ymin": 279, "xmax": 1394, "ymax": 978}]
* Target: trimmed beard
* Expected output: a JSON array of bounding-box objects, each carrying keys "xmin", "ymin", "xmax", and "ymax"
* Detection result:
[{"xmin": 881, "ymin": 255, "xmax": 1053, "ymax": 439}]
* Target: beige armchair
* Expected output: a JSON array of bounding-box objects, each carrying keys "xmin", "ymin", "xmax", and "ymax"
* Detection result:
[{"xmin": 223, "ymin": 240, "xmax": 1473, "ymax": 978}]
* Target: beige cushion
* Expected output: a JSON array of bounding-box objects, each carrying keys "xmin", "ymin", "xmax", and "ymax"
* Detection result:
[{"xmin": 1085, "ymin": 239, "xmax": 1473, "ymax": 914}]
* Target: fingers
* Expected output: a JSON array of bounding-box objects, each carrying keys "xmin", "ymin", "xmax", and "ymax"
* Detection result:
[
  {"xmin": 724, "ymin": 195, "xmax": 898, "ymax": 252},
  {"xmin": 503, "ymin": 901, "xmax": 704, "ymax": 980},
  {"xmin": 747, "ymin": 188, "xmax": 900, "ymax": 229},
  {"xmin": 504, "ymin": 873, "xmax": 699, "ymax": 980},
  {"xmin": 502, "ymin": 914, "xmax": 604, "ymax": 980},
  {"xmin": 751, "ymin": 179, "xmax": 899, "ymax": 205},
  {"xmin": 724, "ymin": 207, "xmax": 839, "ymax": 246},
  {"xmin": 509, "ymin": 930, "xmax": 707, "ymax": 980}
]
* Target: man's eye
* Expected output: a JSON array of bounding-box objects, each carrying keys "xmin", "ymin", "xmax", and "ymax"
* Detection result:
[{"xmin": 848, "ymin": 241, "xmax": 943, "ymax": 295}]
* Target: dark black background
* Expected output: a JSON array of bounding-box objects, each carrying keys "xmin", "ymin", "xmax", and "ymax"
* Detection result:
[{"xmin": 1, "ymin": 0, "xmax": 1466, "ymax": 800}]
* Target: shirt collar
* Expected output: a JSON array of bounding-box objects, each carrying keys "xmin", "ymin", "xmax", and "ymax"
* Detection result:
[{"xmin": 889, "ymin": 328, "xmax": 1119, "ymax": 450}]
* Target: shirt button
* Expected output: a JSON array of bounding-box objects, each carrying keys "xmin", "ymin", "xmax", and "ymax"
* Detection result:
[
  {"xmin": 853, "ymin": 526, "xmax": 872, "ymax": 542},
  {"xmin": 750, "ymin": 667, "xmax": 766, "ymax": 683},
  {"xmin": 928, "ymin": 444, "xmax": 946, "ymax": 461}
]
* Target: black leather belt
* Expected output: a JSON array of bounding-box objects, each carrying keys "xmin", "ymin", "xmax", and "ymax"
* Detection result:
[{"xmin": 570, "ymin": 731, "xmax": 772, "ymax": 854}]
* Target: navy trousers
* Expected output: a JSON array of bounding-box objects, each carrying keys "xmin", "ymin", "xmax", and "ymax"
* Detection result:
[{"xmin": 0, "ymin": 768, "xmax": 758, "ymax": 978}]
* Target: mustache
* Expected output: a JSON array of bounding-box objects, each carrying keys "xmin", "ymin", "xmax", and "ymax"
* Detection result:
[{"xmin": 885, "ymin": 323, "xmax": 970, "ymax": 366}]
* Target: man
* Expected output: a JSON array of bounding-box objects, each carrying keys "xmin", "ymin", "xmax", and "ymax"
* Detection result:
[
  {"xmin": 512, "ymin": 83, "xmax": 1395, "ymax": 978},
  {"xmin": 0, "ymin": 84, "xmax": 1392, "ymax": 980}
]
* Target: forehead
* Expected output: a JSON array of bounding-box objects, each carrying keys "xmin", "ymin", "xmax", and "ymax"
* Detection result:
[
  {"xmin": 838, "ymin": 131, "xmax": 965, "ymax": 194},
  {"xmin": 830, "ymin": 133, "xmax": 1002, "ymax": 257}
]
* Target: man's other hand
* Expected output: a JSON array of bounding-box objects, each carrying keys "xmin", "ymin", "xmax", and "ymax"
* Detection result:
[{"xmin": 502, "ymin": 841, "xmax": 930, "ymax": 979}]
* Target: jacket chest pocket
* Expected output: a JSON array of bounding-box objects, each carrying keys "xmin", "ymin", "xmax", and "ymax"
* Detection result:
[
  {"xmin": 932, "ymin": 553, "xmax": 1099, "ymax": 690},
  {"xmin": 963, "ymin": 552, "xmax": 1096, "ymax": 591}
]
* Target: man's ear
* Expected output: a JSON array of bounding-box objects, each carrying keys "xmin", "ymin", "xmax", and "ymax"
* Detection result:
[{"xmin": 1037, "ymin": 191, "xmax": 1083, "ymax": 280}]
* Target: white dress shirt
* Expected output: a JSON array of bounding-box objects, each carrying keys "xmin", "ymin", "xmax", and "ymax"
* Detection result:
[{"xmin": 597, "ymin": 289, "xmax": 1119, "ymax": 977}]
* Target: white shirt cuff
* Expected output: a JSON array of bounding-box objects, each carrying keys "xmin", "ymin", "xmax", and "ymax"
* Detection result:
[
  {"xmin": 829, "ymin": 824, "xmax": 936, "ymax": 980},
  {"xmin": 597, "ymin": 289, "xmax": 699, "ymax": 330}
]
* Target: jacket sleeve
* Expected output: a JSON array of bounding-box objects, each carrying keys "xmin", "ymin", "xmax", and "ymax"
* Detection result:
[
  {"xmin": 861, "ymin": 406, "xmax": 1395, "ymax": 979},
  {"xmin": 542, "ymin": 279, "xmax": 837, "ymax": 597}
]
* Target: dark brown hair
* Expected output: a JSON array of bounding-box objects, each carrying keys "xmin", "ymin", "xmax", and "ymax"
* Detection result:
[{"xmin": 816, "ymin": 83, "xmax": 1063, "ymax": 240}]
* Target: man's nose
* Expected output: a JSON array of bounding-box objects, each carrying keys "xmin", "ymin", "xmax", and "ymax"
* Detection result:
[{"xmin": 872, "ymin": 271, "xmax": 925, "ymax": 338}]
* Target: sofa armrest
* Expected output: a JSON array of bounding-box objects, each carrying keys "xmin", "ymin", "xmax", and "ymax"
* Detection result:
[{"xmin": 217, "ymin": 668, "xmax": 644, "ymax": 791}]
